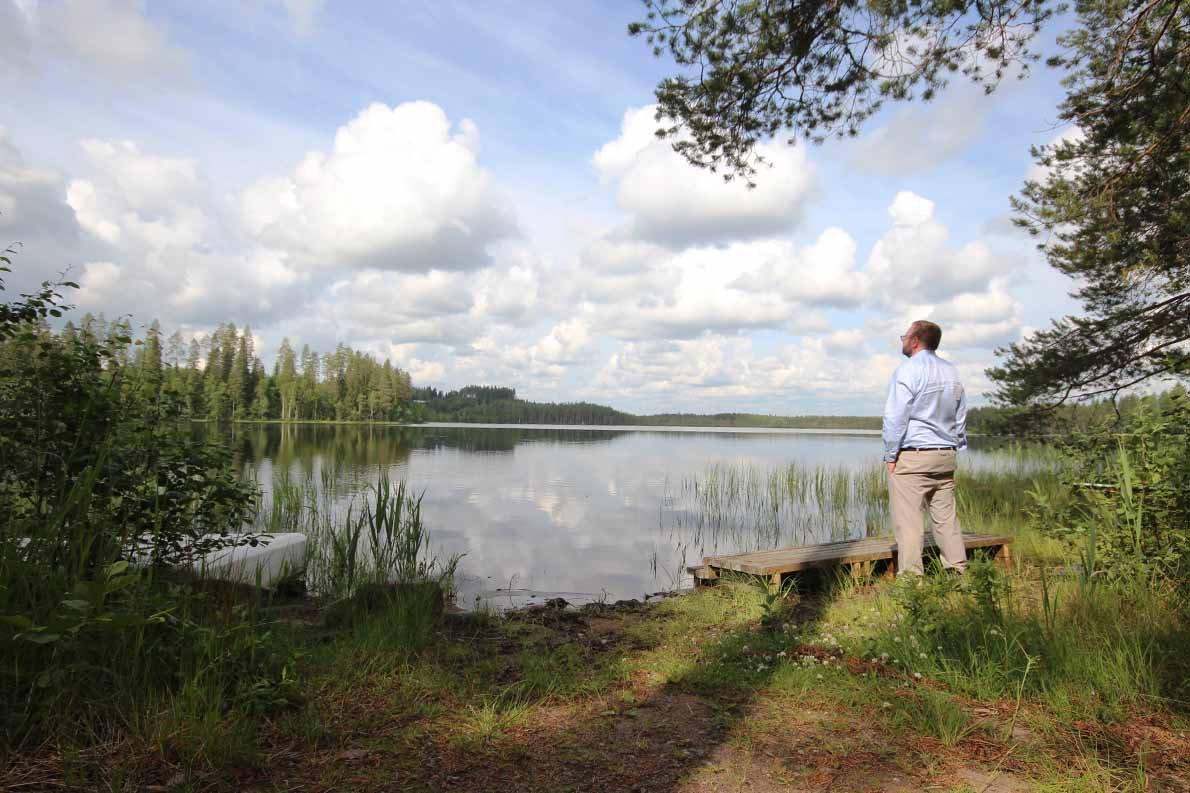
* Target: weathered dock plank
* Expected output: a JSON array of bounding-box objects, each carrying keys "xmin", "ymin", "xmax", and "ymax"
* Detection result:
[{"xmin": 689, "ymin": 533, "xmax": 1011, "ymax": 591}]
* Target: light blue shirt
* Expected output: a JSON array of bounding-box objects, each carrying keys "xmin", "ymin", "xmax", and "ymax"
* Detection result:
[{"xmin": 882, "ymin": 349, "xmax": 967, "ymax": 462}]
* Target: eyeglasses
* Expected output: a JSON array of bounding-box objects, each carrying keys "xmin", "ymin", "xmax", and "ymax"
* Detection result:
[{"xmin": 899, "ymin": 334, "xmax": 909, "ymax": 341}]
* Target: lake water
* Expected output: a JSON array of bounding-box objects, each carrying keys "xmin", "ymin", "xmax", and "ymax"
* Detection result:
[{"xmin": 224, "ymin": 423, "xmax": 1026, "ymax": 609}]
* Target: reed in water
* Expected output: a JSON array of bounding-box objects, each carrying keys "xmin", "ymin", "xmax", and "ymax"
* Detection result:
[{"xmin": 660, "ymin": 447, "xmax": 1066, "ymax": 561}]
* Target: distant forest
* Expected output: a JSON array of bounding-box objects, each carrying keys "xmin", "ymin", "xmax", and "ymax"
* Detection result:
[{"xmin": 413, "ymin": 385, "xmax": 876, "ymax": 429}]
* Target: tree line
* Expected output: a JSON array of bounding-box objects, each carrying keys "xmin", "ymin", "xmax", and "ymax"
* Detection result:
[
  {"xmin": 56, "ymin": 314, "xmax": 416, "ymax": 423},
  {"xmin": 413, "ymin": 386, "xmax": 887, "ymax": 429},
  {"xmin": 637, "ymin": 413, "xmax": 880, "ymax": 430},
  {"xmin": 414, "ymin": 386, "xmax": 634, "ymax": 425}
]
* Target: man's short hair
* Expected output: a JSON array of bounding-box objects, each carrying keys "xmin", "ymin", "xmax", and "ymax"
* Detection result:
[{"xmin": 911, "ymin": 320, "xmax": 942, "ymax": 350}]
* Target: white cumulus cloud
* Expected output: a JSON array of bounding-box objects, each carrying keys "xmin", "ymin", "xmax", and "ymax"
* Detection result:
[
  {"xmin": 63, "ymin": 136, "xmax": 301, "ymax": 323},
  {"xmin": 730, "ymin": 227, "xmax": 868, "ymax": 308},
  {"xmin": 241, "ymin": 101, "xmax": 516, "ymax": 272},
  {"xmin": 593, "ymin": 105, "xmax": 816, "ymax": 246},
  {"xmin": 929, "ymin": 282, "xmax": 1024, "ymax": 349},
  {"xmin": 865, "ymin": 191, "xmax": 1012, "ymax": 304},
  {"xmin": 596, "ymin": 335, "xmax": 756, "ymax": 397},
  {"xmin": 590, "ymin": 241, "xmax": 800, "ymax": 340},
  {"xmin": 532, "ymin": 318, "xmax": 593, "ymax": 365}
]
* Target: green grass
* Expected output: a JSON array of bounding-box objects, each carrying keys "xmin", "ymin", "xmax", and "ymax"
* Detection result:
[
  {"xmin": 889, "ymin": 688, "xmax": 977, "ymax": 746},
  {"xmin": 459, "ymin": 693, "xmax": 536, "ymax": 743}
]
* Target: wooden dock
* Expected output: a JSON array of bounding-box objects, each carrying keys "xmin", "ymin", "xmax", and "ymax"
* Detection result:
[{"xmin": 689, "ymin": 533, "xmax": 1012, "ymax": 592}]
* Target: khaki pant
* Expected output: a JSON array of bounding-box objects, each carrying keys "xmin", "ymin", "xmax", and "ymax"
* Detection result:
[{"xmin": 889, "ymin": 449, "xmax": 966, "ymax": 576}]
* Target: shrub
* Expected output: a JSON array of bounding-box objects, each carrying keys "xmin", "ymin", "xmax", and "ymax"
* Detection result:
[
  {"xmin": 1030, "ymin": 393, "xmax": 1189, "ymax": 584},
  {"xmin": 0, "ymin": 262, "xmax": 263, "ymax": 747}
]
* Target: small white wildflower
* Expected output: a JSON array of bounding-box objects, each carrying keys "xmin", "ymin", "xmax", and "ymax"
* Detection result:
[
  {"xmin": 913, "ymin": 672, "xmax": 922, "ymax": 679},
  {"xmin": 893, "ymin": 636, "xmax": 901, "ymax": 643},
  {"xmin": 919, "ymin": 653, "xmax": 928, "ymax": 659},
  {"xmin": 777, "ymin": 651, "xmax": 787, "ymax": 658},
  {"xmin": 881, "ymin": 701, "xmax": 891, "ymax": 708}
]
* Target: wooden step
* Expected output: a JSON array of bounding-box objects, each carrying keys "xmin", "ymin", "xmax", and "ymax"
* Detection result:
[{"xmin": 688, "ymin": 533, "xmax": 1011, "ymax": 590}]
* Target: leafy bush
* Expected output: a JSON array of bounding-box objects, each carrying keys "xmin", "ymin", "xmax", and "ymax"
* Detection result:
[
  {"xmin": 1029, "ymin": 393, "xmax": 1190, "ymax": 584},
  {"xmin": 0, "ymin": 262, "xmax": 266, "ymax": 747}
]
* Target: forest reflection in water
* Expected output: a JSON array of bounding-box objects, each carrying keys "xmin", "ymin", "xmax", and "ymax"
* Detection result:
[{"xmin": 213, "ymin": 423, "xmax": 1048, "ymax": 609}]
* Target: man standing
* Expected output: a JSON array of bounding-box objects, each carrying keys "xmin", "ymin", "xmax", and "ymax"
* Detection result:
[{"xmin": 882, "ymin": 320, "xmax": 968, "ymax": 577}]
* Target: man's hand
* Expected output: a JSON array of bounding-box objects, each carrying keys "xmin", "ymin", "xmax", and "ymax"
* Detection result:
[{"xmin": 886, "ymin": 461, "xmax": 896, "ymax": 475}]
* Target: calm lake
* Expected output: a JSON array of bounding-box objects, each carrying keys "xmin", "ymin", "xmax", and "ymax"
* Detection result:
[{"xmin": 222, "ymin": 422, "xmax": 1032, "ymax": 609}]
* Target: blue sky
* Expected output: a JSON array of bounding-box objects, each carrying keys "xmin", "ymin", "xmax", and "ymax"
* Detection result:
[{"xmin": 0, "ymin": 0, "xmax": 1083, "ymax": 414}]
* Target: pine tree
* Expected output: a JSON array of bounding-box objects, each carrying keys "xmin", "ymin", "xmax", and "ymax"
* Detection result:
[
  {"xmin": 220, "ymin": 323, "xmax": 239, "ymax": 383},
  {"xmin": 991, "ymin": 0, "xmax": 1188, "ymax": 404},
  {"xmin": 629, "ymin": 0, "xmax": 1058, "ymax": 177},
  {"xmin": 276, "ymin": 338, "xmax": 297, "ymax": 421},
  {"xmin": 185, "ymin": 337, "xmax": 203, "ymax": 416},
  {"xmin": 60, "ymin": 321, "xmax": 80, "ymax": 352},
  {"xmin": 106, "ymin": 317, "xmax": 132, "ymax": 368},
  {"xmin": 166, "ymin": 329, "xmax": 184, "ymax": 368},
  {"xmin": 228, "ymin": 333, "xmax": 251, "ymax": 419},
  {"xmin": 138, "ymin": 319, "xmax": 164, "ymax": 404}
]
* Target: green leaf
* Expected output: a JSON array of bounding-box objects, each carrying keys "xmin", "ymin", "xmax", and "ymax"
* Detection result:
[
  {"xmin": 104, "ymin": 574, "xmax": 139, "ymax": 594},
  {"xmin": 0, "ymin": 615, "xmax": 35, "ymax": 630},
  {"xmin": 23, "ymin": 632, "xmax": 62, "ymax": 645}
]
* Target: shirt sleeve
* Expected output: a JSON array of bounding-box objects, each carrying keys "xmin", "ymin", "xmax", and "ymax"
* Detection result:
[
  {"xmin": 954, "ymin": 382, "xmax": 968, "ymax": 451},
  {"xmin": 882, "ymin": 365, "xmax": 916, "ymax": 462}
]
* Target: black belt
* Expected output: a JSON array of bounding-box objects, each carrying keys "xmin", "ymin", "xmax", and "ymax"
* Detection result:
[{"xmin": 901, "ymin": 446, "xmax": 955, "ymax": 452}]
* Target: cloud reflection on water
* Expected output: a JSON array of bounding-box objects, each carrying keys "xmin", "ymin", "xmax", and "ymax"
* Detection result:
[{"xmin": 231, "ymin": 424, "xmax": 1018, "ymax": 608}]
